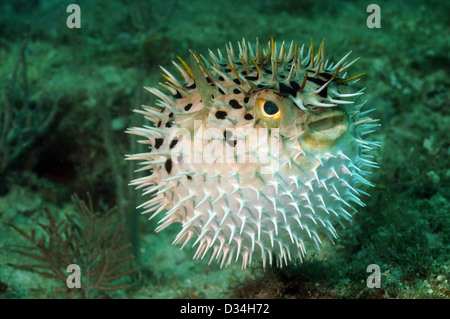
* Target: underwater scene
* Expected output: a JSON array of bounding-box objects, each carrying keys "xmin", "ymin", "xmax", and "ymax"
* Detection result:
[{"xmin": 0, "ymin": 0, "xmax": 449, "ymax": 301}]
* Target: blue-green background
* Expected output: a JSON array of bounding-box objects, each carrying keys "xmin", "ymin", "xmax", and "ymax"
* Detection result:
[{"xmin": 0, "ymin": 0, "xmax": 448, "ymax": 298}]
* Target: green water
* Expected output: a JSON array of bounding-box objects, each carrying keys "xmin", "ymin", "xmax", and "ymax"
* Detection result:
[{"xmin": 0, "ymin": 0, "xmax": 448, "ymax": 299}]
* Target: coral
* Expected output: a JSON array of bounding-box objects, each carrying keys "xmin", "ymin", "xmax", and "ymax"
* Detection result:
[{"xmin": 7, "ymin": 194, "xmax": 136, "ymax": 298}]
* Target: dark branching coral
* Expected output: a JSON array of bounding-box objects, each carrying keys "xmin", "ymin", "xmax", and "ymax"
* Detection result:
[{"xmin": 7, "ymin": 194, "xmax": 136, "ymax": 298}]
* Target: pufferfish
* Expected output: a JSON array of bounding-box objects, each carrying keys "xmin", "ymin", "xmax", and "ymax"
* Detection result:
[{"xmin": 126, "ymin": 38, "xmax": 380, "ymax": 269}]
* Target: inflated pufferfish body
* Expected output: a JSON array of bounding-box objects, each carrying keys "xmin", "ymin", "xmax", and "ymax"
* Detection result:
[{"xmin": 127, "ymin": 39, "xmax": 380, "ymax": 269}]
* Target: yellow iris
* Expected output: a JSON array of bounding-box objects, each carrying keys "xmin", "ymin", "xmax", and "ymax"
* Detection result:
[{"xmin": 258, "ymin": 98, "xmax": 281, "ymax": 120}]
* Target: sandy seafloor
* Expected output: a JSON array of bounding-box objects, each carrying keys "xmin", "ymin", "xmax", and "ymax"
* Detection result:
[{"xmin": 0, "ymin": 0, "xmax": 448, "ymax": 299}]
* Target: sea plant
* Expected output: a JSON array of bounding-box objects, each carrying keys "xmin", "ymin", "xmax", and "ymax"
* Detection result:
[{"xmin": 7, "ymin": 194, "xmax": 136, "ymax": 298}]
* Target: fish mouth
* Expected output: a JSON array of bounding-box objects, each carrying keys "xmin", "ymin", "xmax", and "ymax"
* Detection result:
[{"xmin": 303, "ymin": 109, "xmax": 348, "ymax": 145}]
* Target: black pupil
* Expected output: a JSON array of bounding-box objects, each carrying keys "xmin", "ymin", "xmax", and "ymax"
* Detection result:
[{"xmin": 263, "ymin": 101, "xmax": 279, "ymax": 115}]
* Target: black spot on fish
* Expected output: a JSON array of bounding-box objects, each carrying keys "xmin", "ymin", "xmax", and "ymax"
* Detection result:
[
  {"xmin": 166, "ymin": 121, "xmax": 173, "ymax": 128},
  {"xmin": 279, "ymin": 83, "xmax": 297, "ymax": 97},
  {"xmin": 218, "ymin": 88, "xmax": 225, "ymax": 95},
  {"xmin": 223, "ymin": 130, "xmax": 237, "ymax": 147},
  {"xmin": 228, "ymin": 138, "xmax": 237, "ymax": 147},
  {"xmin": 318, "ymin": 87, "xmax": 328, "ymax": 98},
  {"xmin": 184, "ymin": 103, "xmax": 193, "ymax": 111},
  {"xmin": 319, "ymin": 72, "xmax": 333, "ymax": 80},
  {"xmin": 233, "ymin": 78, "xmax": 241, "ymax": 85},
  {"xmin": 224, "ymin": 68, "xmax": 232, "ymax": 73},
  {"xmin": 215, "ymin": 111, "xmax": 227, "ymax": 119},
  {"xmin": 169, "ymin": 112, "xmax": 174, "ymax": 118},
  {"xmin": 218, "ymin": 76, "xmax": 225, "ymax": 81},
  {"xmin": 157, "ymin": 120, "xmax": 161, "ymax": 128},
  {"xmin": 165, "ymin": 158, "xmax": 172, "ymax": 174},
  {"xmin": 290, "ymin": 81, "xmax": 300, "ymax": 91},
  {"xmin": 229, "ymin": 99, "xmax": 242, "ymax": 109},
  {"xmin": 187, "ymin": 83, "xmax": 196, "ymax": 89},
  {"xmin": 169, "ymin": 138, "xmax": 179, "ymax": 149},
  {"xmin": 187, "ymin": 175, "xmax": 192, "ymax": 180},
  {"xmin": 206, "ymin": 77, "xmax": 211, "ymax": 83},
  {"xmin": 241, "ymin": 71, "xmax": 247, "ymax": 75},
  {"xmin": 173, "ymin": 91, "xmax": 182, "ymax": 99},
  {"xmin": 245, "ymin": 75, "xmax": 258, "ymax": 81},
  {"xmin": 155, "ymin": 138, "xmax": 163, "ymax": 149},
  {"xmin": 244, "ymin": 113, "xmax": 254, "ymax": 120},
  {"xmin": 307, "ymin": 77, "xmax": 328, "ymax": 87},
  {"xmin": 233, "ymin": 88, "xmax": 240, "ymax": 94},
  {"xmin": 264, "ymin": 69, "xmax": 273, "ymax": 74},
  {"xmin": 243, "ymin": 96, "xmax": 249, "ymax": 104},
  {"xmin": 308, "ymin": 77, "xmax": 329, "ymax": 97}
]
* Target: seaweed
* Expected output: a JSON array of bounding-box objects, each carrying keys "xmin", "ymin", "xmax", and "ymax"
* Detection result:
[{"xmin": 7, "ymin": 194, "xmax": 136, "ymax": 298}]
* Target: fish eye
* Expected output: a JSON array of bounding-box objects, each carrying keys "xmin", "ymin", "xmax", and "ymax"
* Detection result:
[
  {"xmin": 258, "ymin": 99, "xmax": 281, "ymax": 119},
  {"xmin": 263, "ymin": 101, "xmax": 279, "ymax": 115}
]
